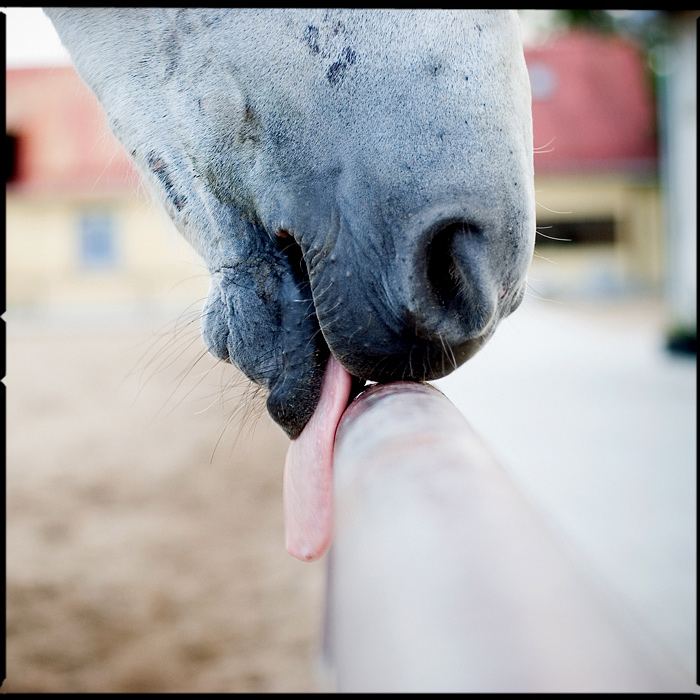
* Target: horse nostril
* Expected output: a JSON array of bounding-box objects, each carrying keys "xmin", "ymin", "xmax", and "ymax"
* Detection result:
[
  {"xmin": 403, "ymin": 217, "xmax": 497, "ymax": 344},
  {"xmin": 425, "ymin": 220, "xmax": 481, "ymax": 312}
]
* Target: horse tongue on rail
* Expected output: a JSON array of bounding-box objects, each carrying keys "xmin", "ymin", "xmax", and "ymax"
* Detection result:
[{"xmin": 283, "ymin": 356, "xmax": 353, "ymax": 561}]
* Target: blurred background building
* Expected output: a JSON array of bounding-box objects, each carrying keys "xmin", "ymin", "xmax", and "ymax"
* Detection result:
[
  {"xmin": 526, "ymin": 28, "xmax": 660, "ymax": 297},
  {"xmin": 6, "ymin": 63, "xmax": 209, "ymax": 313},
  {"xmin": 522, "ymin": 9, "xmax": 697, "ymax": 353},
  {"xmin": 5, "ymin": 9, "xmax": 696, "ymax": 351}
]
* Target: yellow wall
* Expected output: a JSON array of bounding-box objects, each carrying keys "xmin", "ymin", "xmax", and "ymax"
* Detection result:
[
  {"xmin": 7, "ymin": 171, "xmax": 663, "ymax": 309},
  {"xmin": 6, "ymin": 191, "xmax": 210, "ymax": 308},
  {"xmin": 530, "ymin": 172, "xmax": 663, "ymax": 296}
]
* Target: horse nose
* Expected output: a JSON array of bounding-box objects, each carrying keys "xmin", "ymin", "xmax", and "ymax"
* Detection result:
[{"xmin": 403, "ymin": 218, "xmax": 499, "ymax": 344}]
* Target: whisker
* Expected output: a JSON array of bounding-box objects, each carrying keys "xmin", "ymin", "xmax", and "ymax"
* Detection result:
[
  {"xmin": 208, "ymin": 380, "xmax": 268, "ymax": 464},
  {"xmin": 535, "ymin": 228, "xmax": 572, "ymax": 242},
  {"xmin": 524, "ymin": 280, "xmax": 562, "ymax": 304},
  {"xmin": 533, "ymin": 136, "xmax": 556, "ymax": 153},
  {"xmin": 532, "ymin": 250, "xmax": 558, "ymax": 264},
  {"xmin": 535, "ymin": 200, "xmax": 572, "ymax": 215}
]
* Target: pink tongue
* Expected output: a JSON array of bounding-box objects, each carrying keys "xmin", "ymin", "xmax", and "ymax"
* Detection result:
[{"xmin": 283, "ymin": 355, "xmax": 352, "ymax": 561}]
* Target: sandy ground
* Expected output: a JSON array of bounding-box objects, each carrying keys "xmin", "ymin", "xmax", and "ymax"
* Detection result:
[
  {"xmin": 6, "ymin": 307, "xmax": 328, "ymax": 693},
  {"xmin": 5, "ymin": 295, "xmax": 697, "ymax": 692}
]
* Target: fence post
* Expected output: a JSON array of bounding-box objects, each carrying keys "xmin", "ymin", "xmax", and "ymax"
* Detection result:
[{"xmin": 323, "ymin": 381, "xmax": 687, "ymax": 692}]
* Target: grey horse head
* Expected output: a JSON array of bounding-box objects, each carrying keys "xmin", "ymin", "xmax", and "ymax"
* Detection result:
[{"xmin": 45, "ymin": 8, "xmax": 535, "ymax": 438}]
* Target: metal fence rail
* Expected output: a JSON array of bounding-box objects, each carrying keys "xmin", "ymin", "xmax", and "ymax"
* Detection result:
[{"xmin": 323, "ymin": 381, "xmax": 687, "ymax": 692}]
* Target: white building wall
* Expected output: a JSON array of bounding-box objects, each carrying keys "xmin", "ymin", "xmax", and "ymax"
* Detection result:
[{"xmin": 660, "ymin": 12, "xmax": 698, "ymax": 335}]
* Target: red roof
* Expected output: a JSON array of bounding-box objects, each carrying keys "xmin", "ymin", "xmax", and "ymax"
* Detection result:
[
  {"xmin": 6, "ymin": 31, "xmax": 658, "ymax": 193},
  {"xmin": 6, "ymin": 66, "xmax": 139, "ymax": 194},
  {"xmin": 524, "ymin": 30, "xmax": 657, "ymax": 174}
]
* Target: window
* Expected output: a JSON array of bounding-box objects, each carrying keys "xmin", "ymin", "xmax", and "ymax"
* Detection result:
[
  {"xmin": 6, "ymin": 133, "xmax": 19, "ymax": 183},
  {"xmin": 79, "ymin": 212, "xmax": 118, "ymax": 269}
]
